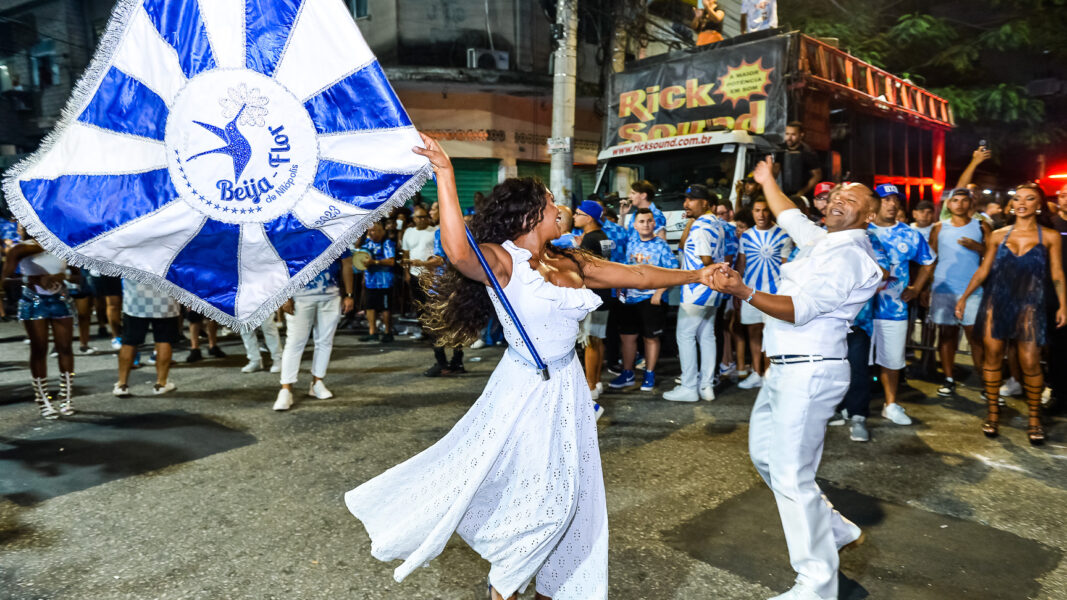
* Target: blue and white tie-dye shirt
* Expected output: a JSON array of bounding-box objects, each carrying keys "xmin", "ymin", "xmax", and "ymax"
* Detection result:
[
  {"xmin": 297, "ymin": 251, "xmax": 351, "ymax": 298},
  {"xmin": 551, "ymin": 232, "xmax": 579, "ymax": 249},
  {"xmin": 0, "ymin": 219, "xmax": 18, "ymax": 242},
  {"xmin": 360, "ymin": 238, "xmax": 396, "ymax": 289},
  {"xmin": 867, "ymin": 221, "xmax": 936, "ymax": 321},
  {"xmin": 601, "ymin": 219, "xmax": 628, "ymax": 263},
  {"xmin": 623, "ymin": 236, "xmax": 678, "ymax": 304},
  {"xmin": 680, "ymin": 214, "xmax": 725, "ymax": 306},
  {"xmin": 722, "ymin": 220, "xmax": 739, "ymax": 262},
  {"xmin": 740, "ymin": 225, "xmax": 793, "ymax": 294},
  {"xmin": 624, "ymin": 202, "xmax": 667, "ymax": 244},
  {"xmin": 853, "ymin": 232, "xmax": 891, "ymax": 336}
]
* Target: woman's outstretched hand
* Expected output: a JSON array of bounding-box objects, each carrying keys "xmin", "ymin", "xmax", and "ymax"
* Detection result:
[{"xmin": 413, "ymin": 132, "xmax": 453, "ymax": 173}]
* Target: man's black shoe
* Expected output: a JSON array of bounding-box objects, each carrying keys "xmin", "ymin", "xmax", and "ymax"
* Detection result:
[
  {"xmin": 186, "ymin": 348, "xmax": 203, "ymax": 363},
  {"xmin": 208, "ymin": 345, "xmax": 227, "ymax": 358},
  {"xmin": 424, "ymin": 363, "xmax": 448, "ymax": 377}
]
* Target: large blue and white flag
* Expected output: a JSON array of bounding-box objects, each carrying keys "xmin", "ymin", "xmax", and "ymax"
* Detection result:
[{"xmin": 2, "ymin": 0, "xmax": 431, "ymax": 331}]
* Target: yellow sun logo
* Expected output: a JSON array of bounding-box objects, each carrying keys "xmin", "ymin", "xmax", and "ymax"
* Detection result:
[{"xmin": 714, "ymin": 58, "xmax": 774, "ymax": 108}]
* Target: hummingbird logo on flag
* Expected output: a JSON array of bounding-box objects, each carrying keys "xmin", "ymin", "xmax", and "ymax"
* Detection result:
[
  {"xmin": 3, "ymin": 0, "xmax": 432, "ymax": 331},
  {"xmin": 188, "ymin": 104, "xmax": 253, "ymax": 181}
]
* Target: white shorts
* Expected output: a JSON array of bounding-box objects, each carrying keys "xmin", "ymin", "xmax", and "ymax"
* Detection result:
[
  {"xmin": 740, "ymin": 301, "xmax": 766, "ymax": 325},
  {"xmin": 870, "ymin": 318, "xmax": 908, "ymax": 370},
  {"xmin": 579, "ymin": 310, "xmax": 609, "ymax": 344}
]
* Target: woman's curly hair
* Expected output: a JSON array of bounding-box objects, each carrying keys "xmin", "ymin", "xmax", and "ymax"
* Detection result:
[{"xmin": 418, "ymin": 177, "xmax": 583, "ymax": 347}]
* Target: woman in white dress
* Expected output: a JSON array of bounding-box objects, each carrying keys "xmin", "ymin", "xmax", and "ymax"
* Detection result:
[{"xmin": 345, "ymin": 134, "xmax": 716, "ymax": 600}]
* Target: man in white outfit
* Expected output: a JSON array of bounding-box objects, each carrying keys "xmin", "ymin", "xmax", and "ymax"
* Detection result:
[
  {"xmin": 273, "ymin": 254, "xmax": 354, "ymax": 411},
  {"xmin": 663, "ymin": 184, "xmax": 724, "ymax": 402},
  {"xmin": 710, "ymin": 157, "xmax": 883, "ymax": 600}
]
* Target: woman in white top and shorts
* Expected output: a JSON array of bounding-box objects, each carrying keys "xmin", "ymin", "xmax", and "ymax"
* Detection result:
[{"xmin": 1, "ymin": 224, "xmax": 76, "ymax": 419}]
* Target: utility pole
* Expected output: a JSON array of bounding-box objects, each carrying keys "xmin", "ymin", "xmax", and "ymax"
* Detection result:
[{"xmin": 548, "ymin": 0, "xmax": 577, "ymax": 207}]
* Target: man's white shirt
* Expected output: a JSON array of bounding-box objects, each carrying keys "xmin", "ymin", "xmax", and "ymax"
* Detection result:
[
  {"xmin": 763, "ymin": 209, "xmax": 882, "ymax": 358},
  {"xmin": 401, "ymin": 226, "xmax": 438, "ymax": 277}
]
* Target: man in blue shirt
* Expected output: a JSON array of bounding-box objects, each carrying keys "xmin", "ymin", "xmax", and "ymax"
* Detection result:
[
  {"xmin": 610, "ymin": 208, "xmax": 679, "ymax": 392},
  {"xmin": 868, "ymin": 185, "xmax": 936, "ymax": 425},
  {"xmin": 359, "ymin": 221, "xmax": 397, "ymax": 343},
  {"xmin": 831, "ymin": 232, "xmax": 890, "ymax": 443}
]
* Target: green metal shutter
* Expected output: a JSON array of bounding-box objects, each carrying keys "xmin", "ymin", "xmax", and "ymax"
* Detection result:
[
  {"xmin": 420, "ymin": 158, "xmax": 500, "ymax": 210},
  {"xmin": 517, "ymin": 160, "xmax": 551, "ymax": 183}
]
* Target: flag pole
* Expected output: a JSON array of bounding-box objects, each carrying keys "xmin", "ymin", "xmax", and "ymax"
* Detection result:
[{"xmin": 464, "ymin": 227, "xmax": 550, "ymax": 381}]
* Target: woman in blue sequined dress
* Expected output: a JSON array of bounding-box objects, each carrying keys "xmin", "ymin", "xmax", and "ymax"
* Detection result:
[{"xmin": 956, "ymin": 184, "xmax": 1066, "ymax": 445}]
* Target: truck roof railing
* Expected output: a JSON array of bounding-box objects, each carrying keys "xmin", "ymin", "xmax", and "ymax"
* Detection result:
[{"xmin": 795, "ymin": 35, "xmax": 955, "ymax": 130}]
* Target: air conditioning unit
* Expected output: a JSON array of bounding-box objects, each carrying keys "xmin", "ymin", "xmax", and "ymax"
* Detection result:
[{"xmin": 466, "ymin": 48, "xmax": 509, "ymax": 70}]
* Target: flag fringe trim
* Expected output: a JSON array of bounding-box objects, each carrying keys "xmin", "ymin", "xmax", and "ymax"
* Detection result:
[{"xmin": 3, "ymin": 0, "xmax": 434, "ymax": 332}]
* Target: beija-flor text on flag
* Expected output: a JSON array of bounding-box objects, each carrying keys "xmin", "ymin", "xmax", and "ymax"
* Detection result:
[{"xmin": 2, "ymin": 0, "xmax": 432, "ymax": 331}]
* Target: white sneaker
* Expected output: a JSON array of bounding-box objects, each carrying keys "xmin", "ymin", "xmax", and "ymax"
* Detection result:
[
  {"xmin": 593, "ymin": 403, "xmax": 605, "ymax": 420},
  {"xmin": 1042, "ymin": 386, "xmax": 1053, "ymax": 407},
  {"xmin": 273, "ymin": 388, "xmax": 294, "ymax": 411},
  {"xmin": 470, "ymin": 339, "xmax": 487, "ymax": 349},
  {"xmin": 241, "ymin": 361, "xmax": 263, "ymax": 373},
  {"xmin": 595, "ymin": 382, "xmax": 603, "ymax": 396},
  {"xmin": 110, "ymin": 337, "xmax": 123, "ymax": 351},
  {"xmin": 882, "ymin": 402, "xmax": 913, "ymax": 425},
  {"xmin": 737, "ymin": 372, "xmax": 763, "ymax": 389},
  {"xmin": 589, "ymin": 386, "xmax": 600, "ymax": 401},
  {"xmin": 662, "ymin": 386, "xmax": 699, "ymax": 402},
  {"xmin": 308, "ymin": 380, "xmax": 333, "ymax": 399},
  {"xmin": 768, "ymin": 581, "xmax": 826, "ymax": 600},
  {"xmin": 699, "ymin": 384, "xmax": 716, "ymax": 401},
  {"xmin": 849, "ymin": 415, "xmax": 870, "ymax": 442},
  {"xmin": 153, "ymin": 382, "xmax": 176, "ymax": 395},
  {"xmin": 269, "ymin": 363, "xmax": 281, "ymax": 374},
  {"xmin": 719, "ymin": 361, "xmax": 736, "ymax": 378},
  {"xmin": 999, "ymin": 377, "xmax": 1022, "ymax": 397},
  {"xmin": 410, "ymin": 331, "xmax": 424, "ymax": 340},
  {"xmin": 113, "ymin": 383, "xmax": 131, "ymax": 397}
]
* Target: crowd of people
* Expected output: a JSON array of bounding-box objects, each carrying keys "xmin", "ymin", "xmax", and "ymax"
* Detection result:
[{"xmin": 2, "ymin": 142, "xmax": 1065, "ymax": 444}]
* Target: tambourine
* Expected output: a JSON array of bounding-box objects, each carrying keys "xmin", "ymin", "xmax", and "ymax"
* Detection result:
[{"xmin": 351, "ymin": 249, "xmax": 373, "ymax": 272}]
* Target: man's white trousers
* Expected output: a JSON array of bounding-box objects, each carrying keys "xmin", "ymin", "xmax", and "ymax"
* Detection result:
[
  {"xmin": 241, "ymin": 316, "xmax": 281, "ymax": 363},
  {"xmin": 748, "ymin": 360, "xmax": 861, "ymax": 600},
  {"xmin": 675, "ymin": 302, "xmax": 717, "ymax": 390},
  {"xmin": 279, "ymin": 295, "xmax": 341, "ymax": 385}
]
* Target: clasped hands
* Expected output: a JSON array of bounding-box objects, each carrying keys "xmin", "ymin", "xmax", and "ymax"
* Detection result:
[{"xmin": 698, "ymin": 263, "xmax": 751, "ymax": 299}]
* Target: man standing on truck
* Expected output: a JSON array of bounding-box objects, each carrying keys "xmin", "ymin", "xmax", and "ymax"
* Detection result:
[
  {"xmin": 709, "ymin": 157, "xmax": 882, "ymax": 600},
  {"xmin": 620, "ymin": 180, "xmax": 667, "ymax": 241},
  {"xmin": 779, "ymin": 122, "xmax": 823, "ymax": 199}
]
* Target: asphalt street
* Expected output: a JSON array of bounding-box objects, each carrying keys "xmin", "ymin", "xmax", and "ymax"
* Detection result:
[{"xmin": 1, "ymin": 319, "xmax": 1065, "ymax": 599}]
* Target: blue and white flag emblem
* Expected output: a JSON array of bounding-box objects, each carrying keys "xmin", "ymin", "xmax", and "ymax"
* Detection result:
[{"xmin": 2, "ymin": 0, "xmax": 431, "ymax": 331}]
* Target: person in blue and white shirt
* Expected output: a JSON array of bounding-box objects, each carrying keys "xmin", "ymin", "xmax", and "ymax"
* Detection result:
[
  {"xmin": 734, "ymin": 198, "xmax": 794, "ymax": 390},
  {"xmin": 273, "ymin": 252, "xmax": 354, "ymax": 412},
  {"xmin": 609, "ymin": 208, "xmax": 679, "ymax": 392},
  {"xmin": 664, "ymin": 184, "xmax": 725, "ymax": 403},
  {"xmin": 868, "ymin": 184, "xmax": 936, "ymax": 425},
  {"xmin": 619, "ymin": 180, "xmax": 667, "ymax": 242},
  {"xmin": 359, "ymin": 221, "xmax": 397, "ymax": 343},
  {"xmin": 710, "ymin": 158, "xmax": 882, "ymax": 600}
]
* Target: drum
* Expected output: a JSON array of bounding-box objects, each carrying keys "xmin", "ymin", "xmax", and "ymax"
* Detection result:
[{"xmin": 351, "ymin": 249, "xmax": 372, "ymax": 271}]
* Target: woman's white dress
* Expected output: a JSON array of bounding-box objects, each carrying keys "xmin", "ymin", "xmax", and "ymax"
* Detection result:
[{"xmin": 345, "ymin": 240, "xmax": 608, "ymax": 599}]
